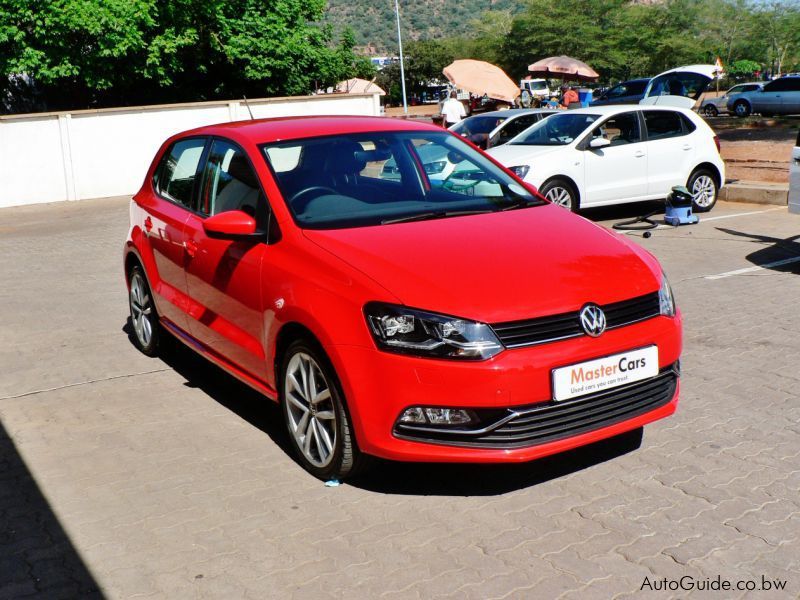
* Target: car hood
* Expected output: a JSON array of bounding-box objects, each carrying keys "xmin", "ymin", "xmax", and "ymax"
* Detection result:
[
  {"xmin": 303, "ymin": 205, "xmax": 660, "ymax": 323},
  {"xmin": 485, "ymin": 144, "xmax": 562, "ymax": 168}
]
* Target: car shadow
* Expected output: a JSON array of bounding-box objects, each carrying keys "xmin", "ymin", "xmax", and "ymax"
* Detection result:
[
  {"xmin": 0, "ymin": 420, "xmax": 103, "ymax": 598},
  {"xmin": 125, "ymin": 319, "xmax": 645, "ymax": 495},
  {"xmin": 580, "ymin": 200, "xmax": 665, "ymax": 224},
  {"xmin": 348, "ymin": 429, "xmax": 643, "ymax": 496},
  {"xmin": 716, "ymin": 227, "xmax": 800, "ymax": 274}
]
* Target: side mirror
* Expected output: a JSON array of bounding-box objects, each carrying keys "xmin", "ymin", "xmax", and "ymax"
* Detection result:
[
  {"xmin": 588, "ymin": 138, "xmax": 611, "ymax": 150},
  {"xmin": 203, "ymin": 210, "xmax": 258, "ymax": 240}
]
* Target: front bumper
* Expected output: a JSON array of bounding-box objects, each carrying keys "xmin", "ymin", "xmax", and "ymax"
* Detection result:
[{"xmin": 330, "ymin": 312, "xmax": 682, "ymax": 463}]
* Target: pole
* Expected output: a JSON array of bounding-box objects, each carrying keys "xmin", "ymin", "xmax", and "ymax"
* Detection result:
[{"xmin": 394, "ymin": 0, "xmax": 408, "ymax": 114}]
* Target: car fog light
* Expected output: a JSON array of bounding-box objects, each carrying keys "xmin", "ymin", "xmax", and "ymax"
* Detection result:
[
  {"xmin": 399, "ymin": 407, "xmax": 426, "ymax": 424},
  {"xmin": 399, "ymin": 407, "xmax": 475, "ymax": 426}
]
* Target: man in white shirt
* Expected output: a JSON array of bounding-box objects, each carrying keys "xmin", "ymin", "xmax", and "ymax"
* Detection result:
[{"xmin": 441, "ymin": 91, "xmax": 467, "ymax": 127}]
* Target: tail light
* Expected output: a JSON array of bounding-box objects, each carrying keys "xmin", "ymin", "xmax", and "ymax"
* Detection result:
[{"xmin": 713, "ymin": 135, "xmax": 721, "ymax": 154}]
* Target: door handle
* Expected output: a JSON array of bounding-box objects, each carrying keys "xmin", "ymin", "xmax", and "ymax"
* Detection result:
[
  {"xmin": 184, "ymin": 239, "xmax": 198, "ymax": 258},
  {"xmin": 634, "ymin": 151, "xmax": 645, "ymax": 158},
  {"xmin": 144, "ymin": 216, "xmax": 153, "ymax": 232},
  {"xmin": 682, "ymin": 145, "xmax": 692, "ymax": 151}
]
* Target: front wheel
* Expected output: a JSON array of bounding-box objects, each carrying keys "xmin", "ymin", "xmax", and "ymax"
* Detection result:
[
  {"xmin": 687, "ymin": 169, "xmax": 718, "ymax": 212},
  {"xmin": 280, "ymin": 339, "xmax": 367, "ymax": 481},
  {"xmin": 539, "ymin": 178, "xmax": 579, "ymax": 212},
  {"xmin": 703, "ymin": 105, "xmax": 718, "ymax": 117}
]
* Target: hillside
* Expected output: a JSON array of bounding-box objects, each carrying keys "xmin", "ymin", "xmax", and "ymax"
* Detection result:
[{"xmin": 324, "ymin": 0, "xmax": 523, "ymax": 52}]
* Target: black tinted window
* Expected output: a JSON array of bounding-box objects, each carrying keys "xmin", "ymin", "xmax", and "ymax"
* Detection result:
[
  {"xmin": 199, "ymin": 140, "xmax": 266, "ymax": 227},
  {"xmin": 501, "ymin": 115, "xmax": 540, "ymax": 140},
  {"xmin": 157, "ymin": 139, "xmax": 205, "ymax": 208},
  {"xmin": 764, "ymin": 78, "xmax": 800, "ymax": 92},
  {"xmin": 644, "ymin": 111, "xmax": 684, "ymax": 140},
  {"xmin": 628, "ymin": 81, "xmax": 648, "ymax": 95}
]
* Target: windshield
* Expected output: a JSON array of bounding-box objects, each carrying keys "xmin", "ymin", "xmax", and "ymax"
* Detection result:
[
  {"xmin": 262, "ymin": 131, "xmax": 541, "ymax": 229},
  {"xmin": 450, "ymin": 115, "xmax": 507, "ymax": 136},
  {"xmin": 509, "ymin": 113, "xmax": 600, "ymax": 146},
  {"xmin": 530, "ymin": 81, "xmax": 547, "ymax": 90}
]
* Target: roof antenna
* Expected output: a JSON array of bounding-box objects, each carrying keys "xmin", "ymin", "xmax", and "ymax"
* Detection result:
[{"xmin": 242, "ymin": 95, "xmax": 254, "ymax": 120}]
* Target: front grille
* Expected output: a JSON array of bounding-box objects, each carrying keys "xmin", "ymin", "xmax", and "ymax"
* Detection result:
[
  {"xmin": 393, "ymin": 364, "xmax": 677, "ymax": 449},
  {"xmin": 491, "ymin": 292, "xmax": 660, "ymax": 348}
]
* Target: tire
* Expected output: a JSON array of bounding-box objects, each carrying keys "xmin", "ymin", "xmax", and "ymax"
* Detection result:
[
  {"xmin": 733, "ymin": 100, "xmax": 751, "ymax": 118},
  {"xmin": 703, "ymin": 105, "xmax": 718, "ymax": 117},
  {"xmin": 128, "ymin": 265, "xmax": 161, "ymax": 356},
  {"xmin": 539, "ymin": 178, "xmax": 579, "ymax": 212},
  {"xmin": 687, "ymin": 169, "xmax": 718, "ymax": 212},
  {"xmin": 280, "ymin": 338, "xmax": 368, "ymax": 481}
]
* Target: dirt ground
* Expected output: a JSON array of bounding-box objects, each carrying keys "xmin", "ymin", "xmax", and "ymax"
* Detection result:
[{"xmin": 385, "ymin": 103, "xmax": 798, "ymax": 184}]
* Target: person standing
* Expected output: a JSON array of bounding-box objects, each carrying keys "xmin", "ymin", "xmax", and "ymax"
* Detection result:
[
  {"xmin": 560, "ymin": 85, "xmax": 579, "ymax": 109},
  {"xmin": 441, "ymin": 91, "xmax": 467, "ymax": 128}
]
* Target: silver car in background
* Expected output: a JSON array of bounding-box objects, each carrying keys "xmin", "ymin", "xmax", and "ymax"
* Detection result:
[
  {"xmin": 727, "ymin": 76, "xmax": 800, "ymax": 117},
  {"xmin": 700, "ymin": 82, "xmax": 762, "ymax": 117},
  {"xmin": 790, "ymin": 129, "xmax": 800, "ymax": 214}
]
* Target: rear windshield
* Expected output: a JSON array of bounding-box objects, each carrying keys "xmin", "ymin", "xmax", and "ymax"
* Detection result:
[
  {"xmin": 509, "ymin": 112, "xmax": 600, "ymax": 146},
  {"xmin": 262, "ymin": 131, "xmax": 540, "ymax": 229}
]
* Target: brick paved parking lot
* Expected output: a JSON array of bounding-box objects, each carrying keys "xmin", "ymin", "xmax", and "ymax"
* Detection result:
[{"xmin": 1, "ymin": 197, "xmax": 799, "ymax": 599}]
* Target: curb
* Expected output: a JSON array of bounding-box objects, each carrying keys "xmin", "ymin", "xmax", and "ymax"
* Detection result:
[{"xmin": 720, "ymin": 181, "xmax": 788, "ymax": 206}]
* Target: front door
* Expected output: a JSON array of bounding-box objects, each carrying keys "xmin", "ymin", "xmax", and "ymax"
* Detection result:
[
  {"xmin": 183, "ymin": 138, "xmax": 270, "ymax": 379},
  {"xmin": 583, "ymin": 111, "xmax": 648, "ymax": 205}
]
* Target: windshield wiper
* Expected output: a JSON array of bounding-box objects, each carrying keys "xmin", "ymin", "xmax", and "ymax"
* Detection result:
[
  {"xmin": 381, "ymin": 209, "xmax": 493, "ymax": 225},
  {"xmin": 500, "ymin": 198, "xmax": 545, "ymax": 211}
]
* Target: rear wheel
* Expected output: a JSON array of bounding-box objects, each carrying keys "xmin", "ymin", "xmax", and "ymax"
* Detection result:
[
  {"xmin": 280, "ymin": 339, "xmax": 368, "ymax": 481},
  {"xmin": 733, "ymin": 100, "xmax": 751, "ymax": 118},
  {"xmin": 128, "ymin": 266, "xmax": 160, "ymax": 356},
  {"xmin": 687, "ymin": 169, "xmax": 718, "ymax": 212},
  {"xmin": 540, "ymin": 178, "xmax": 579, "ymax": 212},
  {"xmin": 703, "ymin": 105, "xmax": 718, "ymax": 117}
]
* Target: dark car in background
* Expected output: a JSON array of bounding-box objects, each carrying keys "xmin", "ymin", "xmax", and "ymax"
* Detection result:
[
  {"xmin": 449, "ymin": 108, "xmax": 557, "ymax": 149},
  {"xmin": 590, "ymin": 78, "xmax": 650, "ymax": 106}
]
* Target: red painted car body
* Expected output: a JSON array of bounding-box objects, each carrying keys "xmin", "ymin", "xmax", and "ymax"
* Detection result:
[{"xmin": 124, "ymin": 116, "xmax": 681, "ymax": 467}]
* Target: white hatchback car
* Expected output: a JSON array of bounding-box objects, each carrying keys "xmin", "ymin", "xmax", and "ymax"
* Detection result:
[{"xmin": 487, "ymin": 105, "xmax": 725, "ymax": 212}]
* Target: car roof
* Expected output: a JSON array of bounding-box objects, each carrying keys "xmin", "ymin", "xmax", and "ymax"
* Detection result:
[
  {"xmin": 555, "ymin": 104, "xmax": 696, "ymax": 116},
  {"xmin": 615, "ymin": 78, "xmax": 651, "ymax": 85},
  {"xmin": 468, "ymin": 109, "xmax": 557, "ymax": 118},
  {"xmin": 176, "ymin": 115, "xmax": 439, "ymax": 145}
]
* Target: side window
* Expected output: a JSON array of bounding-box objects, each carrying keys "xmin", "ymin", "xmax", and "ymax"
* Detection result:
[
  {"xmin": 156, "ymin": 139, "xmax": 205, "ymax": 208},
  {"xmin": 500, "ymin": 115, "xmax": 539, "ymax": 142},
  {"xmin": 679, "ymin": 114, "xmax": 697, "ymax": 133},
  {"xmin": 785, "ymin": 78, "xmax": 800, "ymax": 91},
  {"xmin": 764, "ymin": 79, "xmax": 796, "ymax": 93},
  {"xmin": 644, "ymin": 111, "xmax": 684, "ymax": 141},
  {"xmin": 607, "ymin": 85, "xmax": 627, "ymax": 98},
  {"xmin": 592, "ymin": 112, "xmax": 641, "ymax": 146},
  {"xmin": 199, "ymin": 140, "xmax": 266, "ymax": 227}
]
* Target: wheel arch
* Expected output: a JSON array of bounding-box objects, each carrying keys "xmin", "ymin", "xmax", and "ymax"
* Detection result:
[
  {"xmin": 540, "ymin": 174, "xmax": 581, "ymax": 206},
  {"xmin": 690, "ymin": 162, "xmax": 721, "ymax": 189}
]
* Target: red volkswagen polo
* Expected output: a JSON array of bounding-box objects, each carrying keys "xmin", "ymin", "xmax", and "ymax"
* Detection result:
[{"xmin": 124, "ymin": 116, "xmax": 681, "ymax": 480}]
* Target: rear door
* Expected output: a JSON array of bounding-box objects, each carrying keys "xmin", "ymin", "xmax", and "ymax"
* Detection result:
[
  {"xmin": 756, "ymin": 79, "xmax": 789, "ymax": 113},
  {"xmin": 643, "ymin": 110, "xmax": 696, "ymax": 197},
  {"xmin": 141, "ymin": 137, "xmax": 207, "ymax": 330},
  {"xmin": 790, "ymin": 130, "xmax": 800, "ymax": 214},
  {"xmin": 582, "ymin": 110, "xmax": 648, "ymax": 205},
  {"xmin": 778, "ymin": 77, "xmax": 800, "ymax": 114},
  {"xmin": 183, "ymin": 138, "xmax": 270, "ymax": 378}
]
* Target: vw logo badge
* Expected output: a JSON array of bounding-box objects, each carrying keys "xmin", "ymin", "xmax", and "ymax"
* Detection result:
[{"xmin": 580, "ymin": 304, "xmax": 606, "ymax": 337}]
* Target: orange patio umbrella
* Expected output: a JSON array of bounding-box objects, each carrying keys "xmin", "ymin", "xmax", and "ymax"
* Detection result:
[
  {"xmin": 527, "ymin": 56, "xmax": 599, "ymax": 82},
  {"xmin": 442, "ymin": 59, "xmax": 520, "ymax": 103}
]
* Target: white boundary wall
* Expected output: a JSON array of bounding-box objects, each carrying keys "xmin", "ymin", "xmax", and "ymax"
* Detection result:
[{"xmin": 0, "ymin": 93, "xmax": 382, "ymax": 208}]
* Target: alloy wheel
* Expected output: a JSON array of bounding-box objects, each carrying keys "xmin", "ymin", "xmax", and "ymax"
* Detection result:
[
  {"xmin": 129, "ymin": 271, "xmax": 153, "ymax": 347},
  {"xmin": 545, "ymin": 186, "xmax": 572, "ymax": 208},
  {"xmin": 691, "ymin": 175, "xmax": 716, "ymax": 209},
  {"xmin": 284, "ymin": 352, "xmax": 337, "ymax": 468}
]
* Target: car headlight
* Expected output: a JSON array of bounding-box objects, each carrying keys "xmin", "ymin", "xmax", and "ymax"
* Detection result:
[
  {"xmin": 364, "ymin": 303, "xmax": 504, "ymax": 360},
  {"xmin": 659, "ymin": 272, "xmax": 676, "ymax": 317},
  {"xmin": 509, "ymin": 165, "xmax": 530, "ymax": 179}
]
